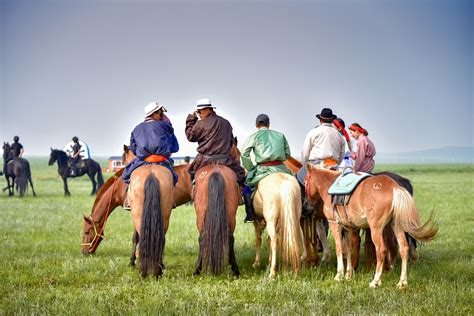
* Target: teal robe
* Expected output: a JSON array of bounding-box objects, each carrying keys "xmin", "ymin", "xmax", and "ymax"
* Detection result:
[{"xmin": 241, "ymin": 127, "xmax": 292, "ymax": 188}]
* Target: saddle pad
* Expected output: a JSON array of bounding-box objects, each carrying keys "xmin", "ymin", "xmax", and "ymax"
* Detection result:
[{"xmin": 328, "ymin": 172, "xmax": 372, "ymax": 195}]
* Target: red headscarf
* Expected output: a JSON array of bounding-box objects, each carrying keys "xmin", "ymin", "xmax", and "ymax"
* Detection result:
[
  {"xmin": 349, "ymin": 124, "xmax": 368, "ymax": 136},
  {"xmin": 333, "ymin": 119, "xmax": 352, "ymax": 151}
]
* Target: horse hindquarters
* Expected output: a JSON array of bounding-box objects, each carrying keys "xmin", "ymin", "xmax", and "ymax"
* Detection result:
[
  {"xmin": 201, "ymin": 172, "xmax": 229, "ymax": 275},
  {"xmin": 140, "ymin": 174, "xmax": 165, "ymax": 278}
]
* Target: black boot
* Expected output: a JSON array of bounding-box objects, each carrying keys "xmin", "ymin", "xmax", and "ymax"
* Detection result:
[{"xmin": 243, "ymin": 191, "xmax": 256, "ymax": 223}]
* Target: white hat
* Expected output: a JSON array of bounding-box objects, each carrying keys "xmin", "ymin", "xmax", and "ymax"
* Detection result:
[
  {"xmin": 195, "ymin": 98, "xmax": 216, "ymax": 111},
  {"xmin": 144, "ymin": 102, "xmax": 167, "ymax": 117}
]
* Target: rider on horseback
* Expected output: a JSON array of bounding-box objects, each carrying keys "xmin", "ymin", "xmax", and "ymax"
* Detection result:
[
  {"xmin": 68, "ymin": 136, "xmax": 82, "ymax": 176},
  {"xmin": 11, "ymin": 136, "xmax": 24, "ymax": 158},
  {"xmin": 185, "ymin": 98, "xmax": 246, "ymax": 201},
  {"xmin": 122, "ymin": 101, "xmax": 179, "ymax": 210},
  {"xmin": 240, "ymin": 114, "xmax": 293, "ymax": 223}
]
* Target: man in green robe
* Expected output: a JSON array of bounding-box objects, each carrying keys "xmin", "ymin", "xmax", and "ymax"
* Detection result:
[{"xmin": 240, "ymin": 114, "xmax": 293, "ymax": 223}]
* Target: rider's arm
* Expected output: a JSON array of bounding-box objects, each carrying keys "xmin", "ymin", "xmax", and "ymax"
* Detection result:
[
  {"xmin": 185, "ymin": 113, "xmax": 203, "ymax": 142},
  {"xmin": 240, "ymin": 135, "xmax": 255, "ymax": 171}
]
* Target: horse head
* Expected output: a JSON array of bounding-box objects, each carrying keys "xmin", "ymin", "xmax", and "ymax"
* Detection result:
[
  {"xmin": 2, "ymin": 142, "xmax": 12, "ymax": 160},
  {"xmin": 81, "ymin": 214, "xmax": 103, "ymax": 256},
  {"xmin": 48, "ymin": 148, "xmax": 58, "ymax": 165},
  {"xmin": 122, "ymin": 145, "xmax": 136, "ymax": 165}
]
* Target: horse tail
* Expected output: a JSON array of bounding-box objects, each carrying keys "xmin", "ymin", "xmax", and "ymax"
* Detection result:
[
  {"xmin": 17, "ymin": 173, "xmax": 28, "ymax": 197},
  {"xmin": 279, "ymin": 177, "xmax": 303, "ymax": 273},
  {"xmin": 97, "ymin": 163, "xmax": 104, "ymax": 189},
  {"xmin": 392, "ymin": 187, "xmax": 438, "ymax": 242},
  {"xmin": 140, "ymin": 173, "xmax": 164, "ymax": 278},
  {"xmin": 202, "ymin": 172, "xmax": 228, "ymax": 275}
]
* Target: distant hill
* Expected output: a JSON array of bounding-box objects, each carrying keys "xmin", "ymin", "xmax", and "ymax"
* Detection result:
[{"xmin": 377, "ymin": 146, "xmax": 474, "ymax": 164}]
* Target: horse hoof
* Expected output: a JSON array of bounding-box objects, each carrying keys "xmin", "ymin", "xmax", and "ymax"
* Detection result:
[
  {"xmin": 397, "ymin": 280, "xmax": 408, "ymax": 289},
  {"xmin": 193, "ymin": 270, "xmax": 201, "ymax": 276},
  {"xmin": 345, "ymin": 270, "xmax": 354, "ymax": 280},
  {"xmin": 369, "ymin": 280, "xmax": 381, "ymax": 288},
  {"xmin": 252, "ymin": 261, "xmax": 260, "ymax": 269},
  {"xmin": 334, "ymin": 273, "xmax": 344, "ymax": 282}
]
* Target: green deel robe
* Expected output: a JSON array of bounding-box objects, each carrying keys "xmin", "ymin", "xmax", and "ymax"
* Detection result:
[{"xmin": 241, "ymin": 127, "xmax": 292, "ymax": 188}]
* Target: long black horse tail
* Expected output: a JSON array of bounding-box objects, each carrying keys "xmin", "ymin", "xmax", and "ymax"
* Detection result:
[
  {"xmin": 96, "ymin": 162, "xmax": 104, "ymax": 190},
  {"xmin": 202, "ymin": 172, "xmax": 229, "ymax": 275},
  {"xmin": 17, "ymin": 159, "xmax": 31, "ymax": 197},
  {"xmin": 140, "ymin": 173, "xmax": 164, "ymax": 278}
]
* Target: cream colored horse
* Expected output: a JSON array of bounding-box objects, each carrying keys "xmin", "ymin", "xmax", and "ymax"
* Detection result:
[{"xmin": 252, "ymin": 172, "xmax": 306, "ymax": 278}]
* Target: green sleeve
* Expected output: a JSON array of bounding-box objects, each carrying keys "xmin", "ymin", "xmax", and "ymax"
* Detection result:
[
  {"xmin": 284, "ymin": 136, "xmax": 291, "ymax": 159},
  {"xmin": 241, "ymin": 134, "xmax": 256, "ymax": 171}
]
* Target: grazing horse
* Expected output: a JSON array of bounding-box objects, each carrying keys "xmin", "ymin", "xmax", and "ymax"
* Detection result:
[
  {"xmin": 127, "ymin": 163, "xmax": 174, "ymax": 278},
  {"xmin": 81, "ymin": 162, "xmax": 193, "ymax": 266},
  {"xmin": 193, "ymin": 165, "xmax": 240, "ymax": 276},
  {"xmin": 2, "ymin": 142, "xmax": 36, "ymax": 197},
  {"xmin": 251, "ymin": 172, "xmax": 305, "ymax": 278},
  {"xmin": 48, "ymin": 148, "xmax": 104, "ymax": 195},
  {"xmin": 305, "ymin": 164, "xmax": 437, "ymax": 288}
]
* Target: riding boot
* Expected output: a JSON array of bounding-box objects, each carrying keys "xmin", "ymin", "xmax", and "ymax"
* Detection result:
[
  {"xmin": 243, "ymin": 190, "xmax": 256, "ymax": 223},
  {"xmin": 123, "ymin": 183, "xmax": 131, "ymax": 211}
]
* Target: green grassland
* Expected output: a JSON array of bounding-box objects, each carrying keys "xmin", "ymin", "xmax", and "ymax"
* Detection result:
[{"xmin": 0, "ymin": 159, "xmax": 473, "ymax": 314}]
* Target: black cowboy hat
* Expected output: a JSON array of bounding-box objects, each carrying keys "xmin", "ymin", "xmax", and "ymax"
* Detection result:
[{"xmin": 316, "ymin": 108, "xmax": 337, "ymax": 122}]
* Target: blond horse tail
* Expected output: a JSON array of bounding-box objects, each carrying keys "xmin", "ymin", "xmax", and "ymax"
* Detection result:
[
  {"xmin": 280, "ymin": 177, "xmax": 304, "ymax": 273},
  {"xmin": 392, "ymin": 187, "xmax": 438, "ymax": 242}
]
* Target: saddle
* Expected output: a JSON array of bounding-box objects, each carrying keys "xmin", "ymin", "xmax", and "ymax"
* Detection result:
[{"xmin": 328, "ymin": 172, "xmax": 372, "ymax": 227}]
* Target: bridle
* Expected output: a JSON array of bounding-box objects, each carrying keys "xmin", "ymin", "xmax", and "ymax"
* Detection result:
[{"xmin": 82, "ymin": 176, "xmax": 118, "ymax": 253}]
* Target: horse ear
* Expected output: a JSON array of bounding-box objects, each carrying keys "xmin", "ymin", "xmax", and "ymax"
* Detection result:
[
  {"xmin": 83, "ymin": 215, "xmax": 92, "ymax": 223},
  {"xmin": 50, "ymin": 147, "xmax": 53, "ymax": 152},
  {"xmin": 123, "ymin": 144, "xmax": 129, "ymax": 153}
]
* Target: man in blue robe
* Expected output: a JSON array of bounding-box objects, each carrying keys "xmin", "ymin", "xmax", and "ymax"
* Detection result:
[{"xmin": 122, "ymin": 101, "xmax": 180, "ymax": 209}]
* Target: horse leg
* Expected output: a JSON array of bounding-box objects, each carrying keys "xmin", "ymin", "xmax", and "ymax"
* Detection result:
[
  {"xmin": 129, "ymin": 230, "xmax": 139, "ymax": 266},
  {"xmin": 316, "ymin": 219, "xmax": 330, "ymax": 263},
  {"xmin": 301, "ymin": 218, "xmax": 316, "ymax": 267},
  {"xmin": 408, "ymin": 234, "xmax": 419, "ymax": 263},
  {"xmin": 252, "ymin": 222, "xmax": 263, "ymax": 269},
  {"xmin": 351, "ymin": 229, "xmax": 361, "ymax": 270},
  {"xmin": 63, "ymin": 177, "xmax": 71, "ymax": 196},
  {"xmin": 88, "ymin": 172, "xmax": 97, "ymax": 195},
  {"xmin": 329, "ymin": 221, "xmax": 345, "ymax": 282},
  {"xmin": 369, "ymin": 227, "xmax": 386, "ymax": 288},
  {"xmin": 345, "ymin": 228, "xmax": 355, "ymax": 280},
  {"xmin": 394, "ymin": 225, "xmax": 410, "ymax": 289},
  {"xmin": 29, "ymin": 175, "xmax": 37, "ymax": 196},
  {"xmin": 267, "ymin": 221, "xmax": 278, "ymax": 278},
  {"xmin": 228, "ymin": 233, "xmax": 240, "ymax": 277},
  {"xmin": 299, "ymin": 225, "xmax": 307, "ymax": 265},
  {"xmin": 193, "ymin": 233, "xmax": 204, "ymax": 276},
  {"xmin": 6, "ymin": 176, "xmax": 13, "ymax": 196}
]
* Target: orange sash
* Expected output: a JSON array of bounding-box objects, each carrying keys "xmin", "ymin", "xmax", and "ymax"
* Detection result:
[
  {"xmin": 323, "ymin": 158, "xmax": 337, "ymax": 166},
  {"xmin": 144, "ymin": 155, "xmax": 167, "ymax": 163}
]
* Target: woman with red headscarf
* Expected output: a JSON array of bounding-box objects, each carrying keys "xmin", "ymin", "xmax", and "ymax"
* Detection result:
[{"xmin": 349, "ymin": 123, "xmax": 376, "ymax": 173}]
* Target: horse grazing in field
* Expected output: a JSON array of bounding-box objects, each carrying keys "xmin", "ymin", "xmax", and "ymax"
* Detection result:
[
  {"xmin": 305, "ymin": 164, "xmax": 438, "ymax": 288},
  {"xmin": 2, "ymin": 142, "xmax": 36, "ymax": 197},
  {"xmin": 48, "ymin": 148, "xmax": 104, "ymax": 195},
  {"xmin": 121, "ymin": 146, "xmax": 175, "ymax": 278},
  {"xmin": 81, "ymin": 161, "xmax": 193, "ymax": 266},
  {"xmin": 193, "ymin": 165, "xmax": 240, "ymax": 276},
  {"xmin": 251, "ymin": 172, "xmax": 305, "ymax": 278}
]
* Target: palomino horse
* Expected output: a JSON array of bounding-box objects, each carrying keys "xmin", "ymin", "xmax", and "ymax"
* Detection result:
[
  {"xmin": 122, "ymin": 148, "xmax": 174, "ymax": 278},
  {"xmin": 48, "ymin": 148, "xmax": 104, "ymax": 195},
  {"xmin": 305, "ymin": 164, "xmax": 437, "ymax": 288},
  {"xmin": 193, "ymin": 165, "xmax": 240, "ymax": 276},
  {"xmin": 251, "ymin": 172, "xmax": 305, "ymax": 278},
  {"xmin": 81, "ymin": 163, "xmax": 193, "ymax": 266}
]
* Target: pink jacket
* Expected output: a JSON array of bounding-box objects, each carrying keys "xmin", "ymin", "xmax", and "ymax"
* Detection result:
[{"xmin": 351, "ymin": 135, "xmax": 376, "ymax": 173}]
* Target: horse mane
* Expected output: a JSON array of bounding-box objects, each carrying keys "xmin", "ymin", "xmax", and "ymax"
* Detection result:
[
  {"xmin": 93, "ymin": 168, "xmax": 124, "ymax": 205},
  {"xmin": 286, "ymin": 156, "xmax": 302, "ymax": 169}
]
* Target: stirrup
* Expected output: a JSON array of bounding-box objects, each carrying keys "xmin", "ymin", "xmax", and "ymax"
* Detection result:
[{"xmin": 244, "ymin": 217, "xmax": 255, "ymax": 224}]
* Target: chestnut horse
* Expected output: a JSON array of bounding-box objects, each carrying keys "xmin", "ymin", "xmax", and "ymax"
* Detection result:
[
  {"xmin": 120, "ymin": 148, "xmax": 175, "ymax": 278},
  {"xmin": 251, "ymin": 172, "xmax": 305, "ymax": 278},
  {"xmin": 305, "ymin": 164, "xmax": 437, "ymax": 288},
  {"xmin": 192, "ymin": 165, "xmax": 240, "ymax": 276}
]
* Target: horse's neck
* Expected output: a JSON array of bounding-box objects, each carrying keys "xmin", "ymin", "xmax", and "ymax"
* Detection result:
[
  {"xmin": 56, "ymin": 152, "xmax": 69, "ymax": 166},
  {"xmin": 315, "ymin": 170, "xmax": 339, "ymax": 197},
  {"xmin": 91, "ymin": 181, "xmax": 121, "ymax": 225}
]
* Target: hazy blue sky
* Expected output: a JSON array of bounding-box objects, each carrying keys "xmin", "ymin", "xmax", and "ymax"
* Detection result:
[{"xmin": 1, "ymin": 0, "xmax": 472, "ymax": 158}]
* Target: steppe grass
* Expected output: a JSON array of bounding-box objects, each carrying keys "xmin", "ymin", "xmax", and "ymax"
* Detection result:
[{"xmin": 0, "ymin": 160, "xmax": 473, "ymax": 314}]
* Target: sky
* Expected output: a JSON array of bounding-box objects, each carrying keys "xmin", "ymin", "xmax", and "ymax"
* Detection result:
[{"xmin": 1, "ymin": 0, "xmax": 473, "ymax": 158}]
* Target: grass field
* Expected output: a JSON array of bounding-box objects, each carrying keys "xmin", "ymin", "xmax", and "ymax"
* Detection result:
[{"xmin": 1, "ymin": 159, "xmax": 473, "ymax": 314}]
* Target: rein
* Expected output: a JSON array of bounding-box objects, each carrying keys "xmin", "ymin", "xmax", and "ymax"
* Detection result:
[{"xmin": 82, "ymin": 177, "xmax": 118, "ymax": 253}]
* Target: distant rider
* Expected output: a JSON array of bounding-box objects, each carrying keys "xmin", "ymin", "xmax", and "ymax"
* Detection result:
[{"xmin": 11, "ymin": 136, "xmax": 24, "ymax": 158}]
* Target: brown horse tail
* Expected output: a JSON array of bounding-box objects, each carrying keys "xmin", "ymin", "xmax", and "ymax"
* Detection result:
[
  {"xmin": 392, "ymin": 187, "xmax": 438, "ymax": 242},
  {"xmin": 202, "ymin": 172, "xmax": 229, "ymax": 275},
  {"xmin": 279, "ymin": 177, "xmax": 304, "ymax": 273},
  {"xmin": 140, "ymin": 173, "xmax": 164, "ymax": 278},
  {"xmin": 97, "ymin": 163, "xmax": 104, "ymax": 190}
]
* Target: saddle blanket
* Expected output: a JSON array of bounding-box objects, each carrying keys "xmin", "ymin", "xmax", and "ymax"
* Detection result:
[{"xmin": 328, "ymin": 172, "xmax": 372, "ymax": 195}]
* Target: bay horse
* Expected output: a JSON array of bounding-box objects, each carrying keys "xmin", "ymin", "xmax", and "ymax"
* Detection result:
[
  {"xmin": 193, "ymin": 165, "xmax": 240, "ymax": 276},
  {"xmin": 48, "ymin": 148, "xmax": 104, "ymax": 195},
  {"xmin": 81, "ymin": 162, "xmax": 193, "ymax": 267},
  {"xmin": 251, "ymin": 172, "xmax": 305, "ymax": 278},
  {"xmin": 2, "ymin": 142, "xmax": 36, "ymax": 197},
  {"xmin": 305, "ymin": 164, "xmax": 437, "ymax": 288}
]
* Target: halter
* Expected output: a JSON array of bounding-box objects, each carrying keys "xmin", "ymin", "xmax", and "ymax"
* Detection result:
[{"xmin": 82, "ymin": 176, "xmax": 118, "ymax": 253}]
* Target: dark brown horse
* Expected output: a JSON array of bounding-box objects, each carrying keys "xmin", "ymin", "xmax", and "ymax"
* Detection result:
[
  {"xmin": 305, "ymin": 165, "xmax": 437, "ymax": 288},
  {"xmin": 192, "ymin": 165, "xmax": 240, "ymax": 276},
  {"xmin": 2, "ymin": 142, "xmax": 36, "ymax": 197}
]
